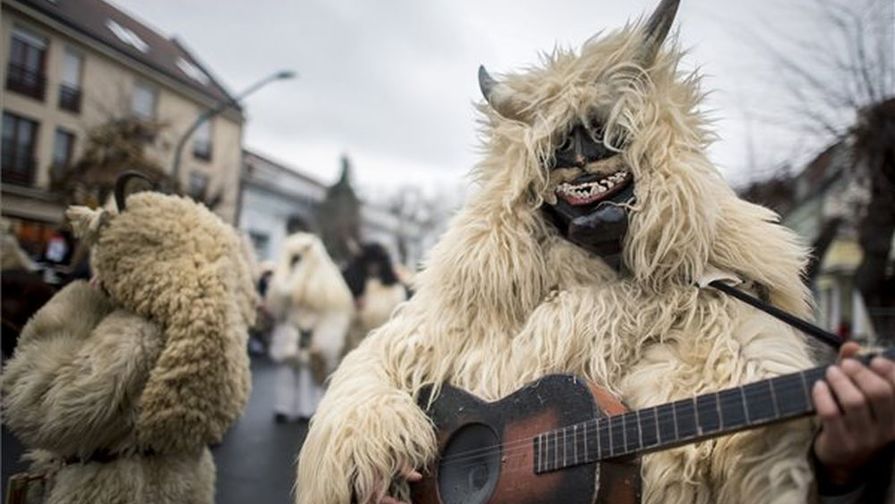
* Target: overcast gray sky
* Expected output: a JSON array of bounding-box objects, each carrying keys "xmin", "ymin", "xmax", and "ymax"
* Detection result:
[{"xmin": 110, "ymin": 0, "xmax": 847, "ymax": 196}]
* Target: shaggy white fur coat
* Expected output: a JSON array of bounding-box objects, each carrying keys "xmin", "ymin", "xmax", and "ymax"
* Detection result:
[
  {"xmin": 344, "ymin": 279, "xmax": 408, "ymax": 355},
  {"xmin": 266, "ymin": 232, "xmax": 354, "ymax": 377},
  {"xmin": 2, "ymin": 193, "xmax": 256, "ymax": 504},
  {"xmin": 296, "ymin": 17, "xmax": 835, "ymax": 503}
]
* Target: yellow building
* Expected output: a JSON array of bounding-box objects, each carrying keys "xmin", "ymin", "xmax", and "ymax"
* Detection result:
[{"xmin": 1, "ymin": 0, "xmax": 244, "ymax": 254}]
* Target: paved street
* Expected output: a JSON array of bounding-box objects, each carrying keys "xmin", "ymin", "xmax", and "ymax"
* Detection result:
[
  {"xmin": 213, "ymin": 356, "xmax": 309, "ymax": 503},
  {"xmin": 2, "ymin": 356, "xmax": 309, "ymax": 504}
]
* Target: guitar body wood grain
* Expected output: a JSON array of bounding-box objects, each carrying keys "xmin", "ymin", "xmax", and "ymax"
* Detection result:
[{"xmin": 411, "ymin": 375, "xmax": 641, "ymax": 504}]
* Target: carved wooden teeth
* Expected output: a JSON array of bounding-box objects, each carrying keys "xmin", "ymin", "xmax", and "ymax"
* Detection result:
[{"xmin": 555, "ymin": 171, "xmax": 628, "ymax": 198}]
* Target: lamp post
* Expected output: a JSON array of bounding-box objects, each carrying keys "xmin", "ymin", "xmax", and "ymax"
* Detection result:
[{"xmin": 171, "ymin": 69, "xmax": 296, "ymax": 180}]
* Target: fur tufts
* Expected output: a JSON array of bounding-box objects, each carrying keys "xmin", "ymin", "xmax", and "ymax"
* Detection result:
[{"xmin": 296, "ymin": 17, "xmax": 819, "ymax": 504}]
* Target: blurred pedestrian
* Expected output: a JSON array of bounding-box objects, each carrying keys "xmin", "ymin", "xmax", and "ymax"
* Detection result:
[
  {"xmin": 265, "ymin": 233, "xmax": 353, "ymax": 423},
  {"xmin": 1, "ymin": 224, "xmax": 54, "ymax": 358},
  {"xmin": 248, "ymin": 260, "xmax": 276, "ymax": 355}
]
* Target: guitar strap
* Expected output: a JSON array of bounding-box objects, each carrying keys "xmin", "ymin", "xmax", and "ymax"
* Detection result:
[{"xmin": 708, "ymin": 280, "xmax": 843, "ymax": 350}]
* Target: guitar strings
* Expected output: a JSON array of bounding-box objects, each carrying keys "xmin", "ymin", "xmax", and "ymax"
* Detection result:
[
  {"xmin": 436, "ymin": 370, "xmax": 823, "ymax": 465},
  {"xmin": 435, "ymin": 353, "xmax": 893, "ymax": 468},
  {"xmin": 437, "ymin": 383, "xmax": 814, "ymax": 469},
  {"xmin": 424, "ymin": 355, "xmax": 889, "ymax": 473},
  {"xmin": 433, "ymin": 375, "xmax": 822, "ymax": 469}
]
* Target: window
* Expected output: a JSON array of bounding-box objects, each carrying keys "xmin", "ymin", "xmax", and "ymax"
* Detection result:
[
  {"xmin": 58, "ymin": 48, "xmax": 83, "ymax": 113},
  {"xmin": 51, "ymin": 128, "xmax": 76, "ymax": 179},
  {"xmin": 6, "ymin": 26, "xmax": 48, "ymax": 100},
  {"xmin": 2, "ymin": 111, "xmax": 40, "ymax": 186},
  {"xmin": 105, "ymin": 19, "xmax": 148, "ymax": 53},
  {"xmin": 176, "ymin": 58, "xmax": 210, "ymax": 86},
  {"xmin": 248, "ymin": 230, "xmax": 270, "ymax": 259},
  {"xmin": 192, "ymin": 119, "xmax": 213, "ymax": 161},
  {"xmin": 188, "ymin": 171, "xmax": 209, "ymax": 198},
  {"xmin": 131, "ymin": 81, "xmax": 157, "ymax": 120}
]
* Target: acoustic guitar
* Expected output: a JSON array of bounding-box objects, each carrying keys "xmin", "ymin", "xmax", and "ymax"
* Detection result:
[{"xmin": 410, "ymin": 348, "xmax": 894, "ymax": 504}]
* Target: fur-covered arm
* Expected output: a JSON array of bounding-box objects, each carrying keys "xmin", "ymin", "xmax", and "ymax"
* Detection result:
[
  {"xmin": 13, "ymin": 280, "xmax": 114, "ymax": 345},
  {"xmin": 296, "ymin": 328, "xmax": 437, "ymax": 504},
  {"xmin": 702, "ymin": 311, "xmax": 820, "ymax": 504},
  {"xmin": 2, "ymin": 284, "xmax": 163, "ymax": 457}
]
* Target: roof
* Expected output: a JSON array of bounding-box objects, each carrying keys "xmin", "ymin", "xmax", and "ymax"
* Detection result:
[
  {"xmin": 13, "ymin": 0, "xmax": 236, "ymax": 106},
  {"xmin": 242, "ymin": 149, "xmax": 327, "ymax": 189}
]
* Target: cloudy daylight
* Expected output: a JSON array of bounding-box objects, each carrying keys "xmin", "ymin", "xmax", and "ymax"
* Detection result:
[
  {"xmin": 2, "ymin": 0, "xmax": 893, "ymax": 503},
  {"xmin": 108, "ymin": 0, "xmax": 870, "ymax": 191}
]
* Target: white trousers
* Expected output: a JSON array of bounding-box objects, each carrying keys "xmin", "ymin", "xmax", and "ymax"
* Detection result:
[{"xmin": 273, "ymin": 363, "xmax": 323, "ymax": 419}]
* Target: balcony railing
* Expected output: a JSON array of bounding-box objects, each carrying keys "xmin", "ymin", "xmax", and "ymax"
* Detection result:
[
  {"xmin": 1, "ymin": 150, "xmax": 37, "ymax": 187},
  {"xmin": 58, "ymin": 84, "xmax": 82, "ymax": 113},
  {"xmin": 5, "ymin": 63, "xmax": 46, "ymax": 101}
]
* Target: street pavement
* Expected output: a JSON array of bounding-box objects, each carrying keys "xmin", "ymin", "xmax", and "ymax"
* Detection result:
[
  {"xmin": 1, "ymin": 356, "xmax": 309, "ymax": 504},
  {"xmin": 213, "ymin": 356, "xmax": 309, "ymax": 503}
]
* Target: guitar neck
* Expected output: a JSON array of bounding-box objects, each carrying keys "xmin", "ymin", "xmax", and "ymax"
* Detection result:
[{"xmin": 533, "ymin": 348, "xmax": 894, "ymax": 475}]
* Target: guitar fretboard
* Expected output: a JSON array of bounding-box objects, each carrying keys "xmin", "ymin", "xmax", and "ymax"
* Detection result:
[{"xmin": 532, "ymin": 350, "xmax": 893, "ymax": 475}]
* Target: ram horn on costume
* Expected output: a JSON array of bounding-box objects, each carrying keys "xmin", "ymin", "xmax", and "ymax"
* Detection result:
[
  {"xmin": 478, "ymin": 65, "xmax": 525, "ymax": 121},
  {"xmin": 642, "ymin": 0, "xmax": 680, "ymax": 61}
]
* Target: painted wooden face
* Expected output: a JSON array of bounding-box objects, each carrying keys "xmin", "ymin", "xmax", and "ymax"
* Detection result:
[{"xmin": 542, "ymin": 122, "xmax": 635, "ymax": 266}]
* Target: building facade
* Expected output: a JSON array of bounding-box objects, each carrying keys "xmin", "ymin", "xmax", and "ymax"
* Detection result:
[
  {"xmin": 239, "ymin": 149, "xmax": 426, "ymax": 268},
  {"xmin": 1, "ymin": 0, "xmax": 243, "ymax": 254}
]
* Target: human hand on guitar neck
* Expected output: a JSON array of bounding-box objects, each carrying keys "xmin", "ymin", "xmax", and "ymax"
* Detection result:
[{"xmin": 812, "ymin": 342, "xmax": 895, "ymax": 489}]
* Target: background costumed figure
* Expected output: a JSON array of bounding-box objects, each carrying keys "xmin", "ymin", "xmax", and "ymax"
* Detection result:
[
  {"xmin": 342, "ymin": 243, "xmax": 409, "ymax": 355},
  {"xmin": 2, "ymin": 190, "xmax": 256, "ymax": 504},
  {"xmin": 296, "ymin": 1, "xmax": 893, "ymax": 502},
  {"xmin": 266, "ymin": 232, "xmax": 354, "ymax": 422}
]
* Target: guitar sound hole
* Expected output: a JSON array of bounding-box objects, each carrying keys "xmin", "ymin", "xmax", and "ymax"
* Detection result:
[{"xmin": 437, "ymin": 423, "xmax": 500, "ymax": 504}]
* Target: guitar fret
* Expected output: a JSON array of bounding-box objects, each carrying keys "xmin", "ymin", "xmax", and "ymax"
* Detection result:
[
  {"xmin": 742, "ymin": 381, "xmax": 775, "ymax": 423},
  {"xmin": 561, "ymin": 427, "xmax": 567, "ymax": 468},
  {"xmin": 621, "ymin": 414, "xmax": 628, "ymax": 453},
  {"xmin": 717, "ymin": 388, "xmax": 747, "ymax": 429},
  {"xmin": 636, "ymin": 409, "xmax": 643, "ymax": 449},
  {"xmin": 573, "ymin": 424, "xmax": 579, "ymax": 465},
  {"xmin": 714, "ymin": 391, "xmax": 723, "ymax": 429},
  {"xmin": 640, "ymin": 407, "xmax": 659, "ymax": 447},
  {"xmin": 554, "ymin": 429, "xmax": 560, "ymax": 470},
  {"xmin": 624, "ymin": 412, "xmax": 640, "ymax": 452},
  {"xmin": 696, "ymin": 394, "xmax": 721, "ymax": 434},
  {"xmin": 740, "ymin": 386, "xmax": 750, "ymax": 423},
  {"xmin": 673, "ymin": 399, "xmax": 698, "ymax": 440},
  {"xmin": 598, "ymin": 417, "xmax": 609, "ymax": 460},
  {"xmin": 768, "ymin": 379, "xmax": 780, "ymax": 418},
  {"xmin": 799, "ymin": 371, "xmax": 811, "ymax": 408},
  {"xmin": 772, "ymin": 374, "xmax": 811, "ymax": 417},
  {"xmin": 610, "ymin": 415, "xmax": 625, "ymax": 457},
  {"xmin": 584, "ymin": 421, "xmax": 589, "ymax": 461},
  {"xmin": 535, "ymin": 434, "xmax": 542, "ymax": 473},
  {"xmin": 672, "ymin": 401, "xmax": 679, "ymax": 440},
  {"xmin": 607, "ymin": 416, "xmax": 614, "ymax": 455},
  {"xmin": 656, "ymin": 403, "xmax": 675, "ymax": 445}
]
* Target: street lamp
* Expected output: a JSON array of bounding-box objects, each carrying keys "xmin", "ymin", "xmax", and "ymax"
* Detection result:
[{"xmin": 171, "ymin": 69, "xmax": 296, "ymax": 179}]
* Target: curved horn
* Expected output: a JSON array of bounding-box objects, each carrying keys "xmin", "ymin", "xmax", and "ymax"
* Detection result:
[
  {"xmin": 478, "ymin": 65, "xmax": 525, "ymax": 121},
  {"xmin": 642, "ymin": 0, "xmax": 680, "ymax": 61},
  {"xmin": 114, "ymin": 171, "xmax": 155, "ymax": 211}
]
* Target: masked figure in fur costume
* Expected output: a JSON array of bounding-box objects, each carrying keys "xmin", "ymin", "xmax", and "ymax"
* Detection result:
[
  {"xmin": 342, "ymin": 242, "xmax": 409, "ymax": 355},
  {"xmin": 1, "ymin": 190, "xmax": 256, "ymax": 504},
  {"xmin": 266, "ymin": 232, "xmax": 354, "ymax": 422},
  {"xmin": 296, "ymin": 1, "xmax": 895, "ymax": 503}
]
